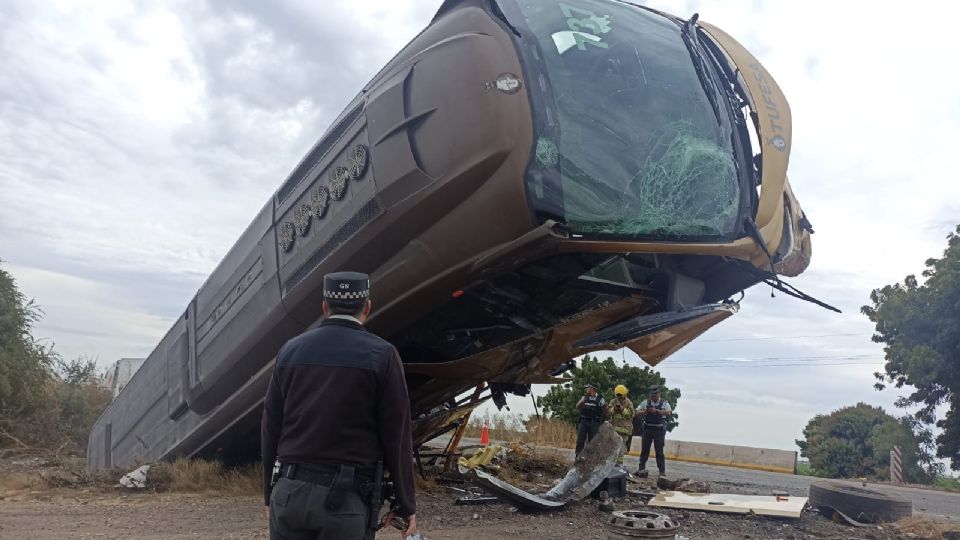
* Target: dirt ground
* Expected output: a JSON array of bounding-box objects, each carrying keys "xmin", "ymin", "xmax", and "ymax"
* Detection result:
[
  {"xmin": 0, "ymin": 449, "xmax": 953, "ymax": 540},
  {"xmin": 0, "ymin": 490, "xmax": 928, "ymax": 540}
]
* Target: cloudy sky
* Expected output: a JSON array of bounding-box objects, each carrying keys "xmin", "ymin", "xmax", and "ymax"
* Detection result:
[{"xmin": 2, "ymin": 0, "xmax": 958, "ymax": 453}]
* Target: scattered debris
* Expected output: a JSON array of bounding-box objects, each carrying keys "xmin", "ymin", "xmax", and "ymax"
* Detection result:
[
  {"xmin": 649, "ymin": 491, "xmax": 807, "ymax": 518},
  {"xmin": 117, "ymin": 465, "xmax": 150, "ymax": 489},
  {"xmin": 463, "ymin": 422, "xmax": 622, "ymax": 511},
  {"xmin": 655, "ymin": 477, "xmax": 710, "ymax": 493},
  {"xmin": 627, "ymin": 488, "xmax": 658, "ymax": 502},
  {"xmin": 458, "ymin": 445, "xmax": 505, "ymax": 470},
  {"xmin": 542, "ymin": 423, "xmax": 622, "ymax": 502},
  {"xmin": 592, "ymin": 468, "xmax": 628, "ymax": 499},
  {"xmin": 468, "ymin": 467, "xmax": 565, "ymax": 510},
  {"xmin": 598, "ymin": 491, "xmax": 616, "ymax": 512},
  {"xmin": 809, "ymin": 482, "xmax": 912, "ymax": 523},
  {"xmin": 605, "ymin": 510, "xmax": 679, "ymax": 538},
  {"xmin": 454, "ymin": 495, "xmax": 498, "ymax": 505}
]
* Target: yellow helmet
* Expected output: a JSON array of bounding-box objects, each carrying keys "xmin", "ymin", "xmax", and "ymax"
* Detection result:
[{"xmin": 614, "ymin": 384, "xmax": 628, "ymax": 396}]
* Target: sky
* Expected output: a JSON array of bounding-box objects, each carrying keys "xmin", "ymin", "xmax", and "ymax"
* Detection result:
[{"xmin": 1, "ymin": 0, "xmax": 959, "ymax": 454}]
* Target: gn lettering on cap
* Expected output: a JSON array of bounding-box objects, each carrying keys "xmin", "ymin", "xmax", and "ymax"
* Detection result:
[{"xmin": 323, "ymin": 271, "xmax": 370, "ymax": 302}]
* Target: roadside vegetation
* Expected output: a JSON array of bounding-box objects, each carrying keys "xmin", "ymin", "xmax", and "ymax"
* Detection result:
[
  {"xmin": 538, "ymin": 354, "xmax": 680, "ymax": 430},
  {"xmin": 863, "ymin": 225, "xmax": 960, "ymax": 472},
  {"xmin": 934, "ymin": 475, "xmax": 960, "ymax": 492},
  {"xmin": 0, "ymin": 264, "xmax": 111, "ymax": 454},
  {"xmin": 796, "ymin": 403, "xmax": 940, "ymax": 484},
  {"xmin": 464, "ymin": 412, "xmax": 577, "ymax": 449}
]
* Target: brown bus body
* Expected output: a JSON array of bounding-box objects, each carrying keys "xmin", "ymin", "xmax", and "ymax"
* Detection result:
[{"xmin": 88, "ymin": 0, "xmax": 813, "ymax": 470}]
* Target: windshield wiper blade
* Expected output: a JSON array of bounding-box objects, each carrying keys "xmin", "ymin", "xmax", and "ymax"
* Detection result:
[{"xmin": 680, "ymin": 14, "xmax": 724, "ymax": 125}]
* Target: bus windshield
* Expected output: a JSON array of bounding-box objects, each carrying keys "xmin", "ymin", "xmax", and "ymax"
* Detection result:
[{"xmin": 506, "ymin": 0, "xmax": 743, "ymax": 240}]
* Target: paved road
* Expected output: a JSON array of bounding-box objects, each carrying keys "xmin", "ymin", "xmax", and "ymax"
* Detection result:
[{"xmin": 436, "ymin": 437, "xmax": 960, "ymax": 522}]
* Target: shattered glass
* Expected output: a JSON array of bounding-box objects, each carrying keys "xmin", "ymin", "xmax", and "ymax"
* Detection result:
[{"xmin": 513, "ymin": 0, "xmax": 741, "ymax": 239}]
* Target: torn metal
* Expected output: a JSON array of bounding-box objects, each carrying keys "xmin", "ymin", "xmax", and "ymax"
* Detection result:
[
  {"xmin": 468, "ymin": 467, "xmax": 566, "ymax": 510},
  {"xmin": 544, "ymin": 423, "xmax": 623, "ymax": 502},
  {"xmin": 464, "ymin": 422, "xmax": 623, "ymax": 511}
]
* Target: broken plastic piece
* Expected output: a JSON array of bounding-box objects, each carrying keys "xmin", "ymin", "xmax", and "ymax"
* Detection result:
[
  {"xmin": 649, "ymin": 491, "xmax": 808, "ymax": 518},
  {"xmin": 118, "ymin": 465, "xmax": 150, "ymax": 489}
]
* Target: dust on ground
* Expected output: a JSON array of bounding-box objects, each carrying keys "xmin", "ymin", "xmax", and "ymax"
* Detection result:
[{"xmin": 0, "ymin": 447, "xmax": 956, "ymax": 540}]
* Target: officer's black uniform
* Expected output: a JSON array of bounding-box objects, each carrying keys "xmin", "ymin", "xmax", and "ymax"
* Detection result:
[
  {"xmin": 575, "ymin": 384, "xmax": 606, "ymax": 456},
  {"xmin": 261, "ymin": 272, "xmax": 416, "ymax": 540},
  {"xmin": 637, "ymin": 386, "xmax": 670, "ymax": 476}
]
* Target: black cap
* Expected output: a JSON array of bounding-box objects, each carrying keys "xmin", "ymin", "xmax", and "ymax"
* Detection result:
[{"xmin": 323, "ymin": 271, "xmax": 370, "ymax": 306}]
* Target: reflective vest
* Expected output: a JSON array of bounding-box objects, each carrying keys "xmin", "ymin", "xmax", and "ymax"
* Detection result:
[
  {"xmin": 580, "ymin": 395, "xmax": 605, "ymax": 421},
  {"xmin": 642, "ymin": 399, "xmax": 667, "ymax": 429}
]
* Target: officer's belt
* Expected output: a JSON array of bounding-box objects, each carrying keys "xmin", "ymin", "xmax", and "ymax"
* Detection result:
[{"xmin": 281, "ymin": 463, "xmax": 374, "ymax": 489}]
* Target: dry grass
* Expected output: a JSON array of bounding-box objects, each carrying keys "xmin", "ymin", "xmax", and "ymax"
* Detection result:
[
  {"xmin": 0, "ymin": 472, "xmax": 44, "ymax": 495},
  {"xmin": 463, "ymin": 413, "xmax": 576, "ymax": 449},
  {"xmin": 147, "ymin": 458, "xmax": 261, "ymax": 495},
  {"xmin": 898, "ymin": 516, "xmax": 960, "ymax": 539}
]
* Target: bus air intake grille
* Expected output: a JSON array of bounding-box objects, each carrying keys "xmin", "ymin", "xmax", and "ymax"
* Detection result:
[
  {"xmin": 276, "ymin": 103, "xmax": 366, "ymax": 203},
  {"xmin": 283, "ymin": 198, "xmax": 383, "ymax": 293}
]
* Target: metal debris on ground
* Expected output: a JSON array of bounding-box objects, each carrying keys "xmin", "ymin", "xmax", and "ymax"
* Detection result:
[
  {"xmin": 462, "ymin": 422, "xmax": 622, "ymax": 511},
  {"xmin": 543, "ymin": 422, "xmax": 622, "ymax": 502},
  {"xmin": 467, "ymin": 466, "xmax": 566, "ymax": 510},
  {"xmin": 605, "ymin": 510, "xmax": 679, "ymax": 538},
  {"xmin": 454, "ymin": 495, "xmax": 498, "ymax": 505},
  {"xmin": 117, "ymin": 465, "xmax": 150, "ymax": 489},
  {"xmin": 648, "ymin": 491, "xmax": 808, "ymax": 518}
]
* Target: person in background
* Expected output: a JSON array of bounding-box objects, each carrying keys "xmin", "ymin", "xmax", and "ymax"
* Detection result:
[
  {"xmin": 608, "ymin": 384, "xmax": 634, "ymax": 466},
  {"xmin": 634, "ymin": 385, "xmax": 672, "ymax": 477},
  {"xmin": 574, "ymin": 383, "xmax": 606, "ymax": 456}
]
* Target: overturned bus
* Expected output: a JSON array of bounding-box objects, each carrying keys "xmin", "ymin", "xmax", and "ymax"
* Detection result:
[{"xmin": 88, "ymin": 0, "xmax": 824, "ymax": 470}]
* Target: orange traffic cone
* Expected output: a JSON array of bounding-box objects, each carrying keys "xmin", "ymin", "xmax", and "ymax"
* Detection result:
[{"xmin": 479, "ymin": 420, "xmax": 490, "ymax": 446}]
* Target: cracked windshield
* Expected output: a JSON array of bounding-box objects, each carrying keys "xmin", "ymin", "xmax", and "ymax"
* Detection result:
[{"xmin": 516, "ymin": 0, "xmax": 741, "ymax": 239}]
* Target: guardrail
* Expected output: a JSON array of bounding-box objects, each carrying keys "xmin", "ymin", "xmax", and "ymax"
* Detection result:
[{"xmin": 627, "ymin": 438, "xmax": 797, "ymax": 474}]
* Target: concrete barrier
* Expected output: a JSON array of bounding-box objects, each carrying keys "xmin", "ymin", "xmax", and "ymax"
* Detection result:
[{"xmin": 627, "ymin": 438, "xmax": 797, "ymax": 474}]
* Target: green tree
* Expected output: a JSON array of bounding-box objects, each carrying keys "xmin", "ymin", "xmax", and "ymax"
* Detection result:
[
  {"xmin": 538, "ymin": 354, "xmax": 680, "ymax": 430},
  {"xmin": 0, "ymin": 264, "xmax": 111, "ymax": 451},
  {"xmin": 796, "ymin": 403, "xmax": 938, "ymax": 483},
  {"xmin": 862, "ymin": 225, "xmax": 960, "ymax": 470},
  {"xmin": 0, "ymin": 263, "xmax": 56, "ymax": 440}
]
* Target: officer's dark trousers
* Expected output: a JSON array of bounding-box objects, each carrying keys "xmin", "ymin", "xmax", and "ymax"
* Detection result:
[
  {"xmin": 575, "ymin": 419, "xmax": 601, "ymax": 455},
  {"xmin": 638, "ymin": 428, "xmax": 666, "ymax": 474},
  {"xmin": 269, "ymin": 477, "xmax": 370, "ymax": 540}
]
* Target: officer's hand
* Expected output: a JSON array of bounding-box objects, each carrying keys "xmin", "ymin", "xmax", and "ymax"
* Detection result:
[{"xmin": 401, "ymin": 514, "xmax": 417, "ymax": 537}]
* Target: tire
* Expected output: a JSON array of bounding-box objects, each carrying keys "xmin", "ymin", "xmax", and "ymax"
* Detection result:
[{"xmin": 809, "ymin": 482, "xmax": 912, "ymax": 523}]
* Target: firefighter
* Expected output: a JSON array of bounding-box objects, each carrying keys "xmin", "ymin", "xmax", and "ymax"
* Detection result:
[
  {"xmin": 261, "ymin": 271, "xmax": 417, "ymax": 539},
  {"xmin": 608, "ymin": 384, "xmax": 634, "ymax": 466},
  {"xmin": 574, "ymin": 383, "xmax": 606, "ymax": 456}
]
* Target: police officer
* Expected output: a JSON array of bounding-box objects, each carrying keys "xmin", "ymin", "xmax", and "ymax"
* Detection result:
[
  {"xmin": 261, "ymin": 271, "xmax": 417, "ymax": 539},
  {"xmin": 607, "ymin": 384, "xmax": 634, "ymax": 466},
  {"xmin": 575, "ymin": 383, "xmax": 606, "ymax": 456},
  {"xmin": 634, "ymin": 385, "xmax": 672, "ymax": 477}
]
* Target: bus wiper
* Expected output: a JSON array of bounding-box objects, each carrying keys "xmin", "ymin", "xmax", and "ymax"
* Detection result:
[{"xmin": 679, "ymin": 14, "xmax": 725, "ymax": 126}]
